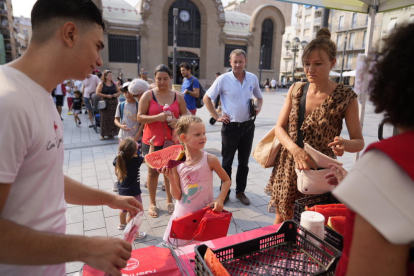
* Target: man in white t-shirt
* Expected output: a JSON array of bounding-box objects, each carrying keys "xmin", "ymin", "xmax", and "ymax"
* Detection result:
[
  {"xmin": 82, "ymin": 73, "xmax": 101, "ymax": 127},
  {"xmin": 0, "ymin": 1, "xmax": 142, "ymax": 276}
]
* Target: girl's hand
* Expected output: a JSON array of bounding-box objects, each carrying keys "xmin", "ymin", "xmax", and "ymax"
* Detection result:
[
  {"xmin": 159, "ymin": 167, "xmax": 174, "ymax": 180},
  {"xmin": 328, "ymin": 136, "xmax": 347, "ymax": 156},
  {"xmin": 157, "ymin": 112, "xmax": 167, "ymax": 122},
  {"xmin": 168, "ymin": 115, "xmax": 178, "ymax": 129},
  {"xmin": 291, "ymin": 147, "xmax": 317, "ymax": 170},
  {"xmin": 107, "ymin": 95, "xmax": 113, "ymax": 99},
  {"xmin": 325, "ymin": 164, "xmax": 348, "ymax": 185},
  {"xmin": 149, "ymin": 136, "xmax": 156, "ymax": 146},
  {"xmin": 121, "ymin": 125, "xmax": 131, "ymax": 131},
  {"xmin": 208, "ymin": 199, "xmax": 224, "ymax": 212}
]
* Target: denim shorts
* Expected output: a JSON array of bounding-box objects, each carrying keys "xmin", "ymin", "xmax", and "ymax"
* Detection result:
[{"xmin": 84, "ymin": 97, "xmax": 92, "ymax": 110}]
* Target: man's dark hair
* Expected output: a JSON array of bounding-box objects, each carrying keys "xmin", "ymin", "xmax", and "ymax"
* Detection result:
[
  {"xmin": 180, "ymin": 62, "xmax": 191, "ymax": 71},
  {"xmin": 31, "ymin": 0, "xmax": 105, "ymax": 42},
  {"xmin": 154, "ymin": 64, "xmax": 173, "ymax": 78},
  {"xmin": 215, "ymin": 72, "xmax": 221, "ymax": 76},
  {"xmin": 369, "ymin": 23, "xmax": 414, "ymax": 129}
]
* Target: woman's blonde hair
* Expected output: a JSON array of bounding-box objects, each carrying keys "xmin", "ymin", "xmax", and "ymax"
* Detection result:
[
  {"xmin": 116, "ymin": 137, "xmax": 137, "ymax": 183},
  {"xmin": 175, "ymin": 115, "xmax": 203, "ymax": 143},
  {"xmin": 302, "ymin": 28, "xmax": 337, "ymax": 63},
  {"xmin": 101, "ymin": 70, "xmax": 112, "ymax": 82}
]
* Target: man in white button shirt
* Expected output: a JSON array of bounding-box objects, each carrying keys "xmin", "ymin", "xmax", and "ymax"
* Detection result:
[{"xmin": 204, "ymin": 49, "xmax": 263, "ymax": 205}]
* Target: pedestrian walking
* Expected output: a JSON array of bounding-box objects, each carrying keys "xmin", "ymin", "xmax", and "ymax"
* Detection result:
[
  {"xmin": 96, "ymin": 70, "xmax": 121, "ymax": 140},
  {"xmin": 82, "ymin": 72, "xmax": 100, "ymax": 127},
  {"xmin": 180, "ymin": 62, "xmax": 200, "ymax": 115},
  {"xmin": 203, "ymin": 49, "xmax": 263, "ymax": 205},
  {"xmin": 270, "ymin": 78, "xmax": 277, "ymax": 92},
  {"xmin": 0, "ymin": 1, "xmax": 142, "ymax": 275},
  {"xmin": 71, "ymin": 90, "xmax": 83, "ymax": 126}
]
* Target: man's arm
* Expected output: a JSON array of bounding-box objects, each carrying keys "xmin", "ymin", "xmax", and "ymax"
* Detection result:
[
  {"xmin": 0, "ymin": 183, "xmax": 133, "ymax": 276},
  {"xmin": 64, "ymin": 175, "xmax": 141, "ymax": 214},
  {"xmin": 184, "ymin": 87, "xmax": 199, "ymax": 98}
]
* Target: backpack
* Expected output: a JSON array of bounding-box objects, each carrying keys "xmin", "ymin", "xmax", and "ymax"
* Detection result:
[
  {"xmin": 119, "ymin": 101, "xmax": 138, "ymax": 121},
  {"xmin": 190, "ymin": 77, "xmax": 205, "ymax": 109}
]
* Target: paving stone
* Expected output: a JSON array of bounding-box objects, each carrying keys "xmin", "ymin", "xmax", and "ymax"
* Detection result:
[
  {"xmin": 65, "ymin": 222, "xmax": 83, "ymax": 235},
  {"xmin": 102, "ymin": 205, "xmax": 120, "ymax": 218},
  {"xmin": 83, "ymin": 205, "xmax": 102, "ymax": 213},
  {"xmin": 84, "ymin": 228, "xmax": 108, "ymax": 237},
  {"xmin": 96, "ymin": 170, "xmax": 112, "ymax": 180},
  {"xmin": 232, "ymin": 201, "xmax": 264, "ymax": 218},
  {"xmin": 65, "ymin": 206, "xmax": 83, "ymax": 224},
  {"xmin": 105, "ymin": 216, "xmax": 123, "ymax": 237},
  {"xmin": 82, "ymin": 176, "xmax": 98, "ymax": 186},
  {"xmin": 67, "ymin": 173, "xmax": 82, "ymax": 182},
  {"xmin": 81, "ymin": 169, "xmax": 96, "ymax": 178},
  {"xmin": 98, "ymin": 178, "xmax": 114, "ymax": 190},
  {"xmin": 80, "ymin": 162, "xmax": 95, "ymax": 169},
  {"xmin": 83, "ymin": 211, "xmax": 106, "ymax": 231}
]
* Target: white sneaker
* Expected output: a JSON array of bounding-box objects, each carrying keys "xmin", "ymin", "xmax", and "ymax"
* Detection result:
[
  {"xmin": 113, "ymin": 181, "xmax": 119, "ymax": 192},
  {"xmin": 136, "ymin": 231, "xmax": 147, "ymax": 240}
]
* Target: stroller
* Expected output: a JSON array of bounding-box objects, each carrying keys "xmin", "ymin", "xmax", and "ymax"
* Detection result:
[{"xmin": 91, "ymin": 92, "xmax": 101, "ymax": 133}]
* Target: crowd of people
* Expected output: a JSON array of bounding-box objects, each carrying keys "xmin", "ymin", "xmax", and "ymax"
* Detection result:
[{"xmin": 0, "ymin": 0, "xmax": 413, "ymax": 275}]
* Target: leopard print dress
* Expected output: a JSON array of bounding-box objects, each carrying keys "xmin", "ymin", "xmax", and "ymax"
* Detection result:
[{"xmin": 265, "ymin": 83, "xmax": 357, "ymax": 220}]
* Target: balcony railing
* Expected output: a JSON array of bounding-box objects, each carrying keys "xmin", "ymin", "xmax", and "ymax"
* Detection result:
[
  {"xmin": 295, "ymin": 23, "xmax": 301, "ymax": 31},
  {"xmin": 314, "ymin": 18, "xmax": 321, "ymax": 25},
  {"xmin": 0, "ymin": 10, "xmax": 7, "ymax": 16},
  {"xmin": 304, "ymin": 22, "xmax": 311, "ymax": 29}
]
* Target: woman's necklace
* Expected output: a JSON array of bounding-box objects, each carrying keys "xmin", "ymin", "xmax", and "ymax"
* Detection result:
[{"xmin": 185, "ymin": 152, "xmax": 203, "ymax": 166}]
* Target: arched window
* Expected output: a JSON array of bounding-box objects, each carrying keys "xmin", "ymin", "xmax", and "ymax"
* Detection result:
[
  {"xmin": 260, "ymin": 19, "xmax": 274, "ymax": 70},
  {"xmin": 168, "ymin": 0, "xmax": 201, "ymax": 48}
]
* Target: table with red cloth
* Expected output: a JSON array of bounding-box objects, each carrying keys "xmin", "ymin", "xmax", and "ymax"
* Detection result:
[{"xmin": 82, "ymin": 224, "xmax": 282, "ymax": 276}]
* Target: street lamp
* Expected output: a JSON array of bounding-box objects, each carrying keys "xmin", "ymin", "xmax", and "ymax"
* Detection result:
[
  {"xmin": 259, "ymin": 44, "xmax": 265, "ymax": 87},
  {"xmin": 284, "ymin": 37, "xmax": 308, "ymax": 83},
  {"xmin": 191, "ymin": 60, "xmax": 197, "ymax": 77},
  {"xmin": 172, "ymin": 8, "xmax": 179, "ymax": 85}
]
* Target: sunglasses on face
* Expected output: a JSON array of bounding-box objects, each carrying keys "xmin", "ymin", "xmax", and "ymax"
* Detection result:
[{"xmin": 142, "ymin": 72, "xmax": 148, "ymax": 74}]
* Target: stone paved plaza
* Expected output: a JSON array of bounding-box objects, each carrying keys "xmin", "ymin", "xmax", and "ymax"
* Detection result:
[{"xmin": 63, "ymin": 89, "xmax": 390, "ymax": 275}]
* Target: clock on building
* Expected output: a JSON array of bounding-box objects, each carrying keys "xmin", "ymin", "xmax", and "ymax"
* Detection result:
[{"xmin": 179, "ymin": 10, "xmax": 190, "ymax": 22}]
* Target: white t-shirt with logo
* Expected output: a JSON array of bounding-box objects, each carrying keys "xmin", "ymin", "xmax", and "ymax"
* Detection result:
[{"xmin": 0, "ymin": 66, "xmax": 67, "ymax": 275}]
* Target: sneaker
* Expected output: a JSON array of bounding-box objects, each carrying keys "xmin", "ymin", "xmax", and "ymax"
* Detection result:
[
  {"xmin": 85, "ymin": 110, "xmax": 88, "ymax": 114},
  {"xmin": 117, "ymin": 224, "xmax": 126, "ymax": 230},
  {"xmin": 89, "ymin": 124, "xmax": 94, "ymax": 128},
  {"xmin": 113, "ymin": 181, "xmax": 119, "ymax": 192},
  {"xmin": 78, "ymin": 121, "xmax": 81, "ymax": 125},
  {"xmin": 236, "ymin": 192, "xmax": 250, "ymax": 205},
  {"xmin": 136, "ymin": 231, "xmax": 147, "ymax": 240},
  {"xmin": 68, "ymin": 112, "xmax": 73, "ymax": 115},
  {"xmin": 76, "ymin": 123, "xmax": 80, "ymax": 127}
]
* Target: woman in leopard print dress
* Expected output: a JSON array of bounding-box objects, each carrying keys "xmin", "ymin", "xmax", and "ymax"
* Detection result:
[{"xmin": 265, "ymin": 28, "xmax": 365, "ymax": 224}]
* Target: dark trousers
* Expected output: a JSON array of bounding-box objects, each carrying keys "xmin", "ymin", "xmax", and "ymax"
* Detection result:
[{"xmin": 221, "ymin": 120, "xmax": 255, "ymax": 194}]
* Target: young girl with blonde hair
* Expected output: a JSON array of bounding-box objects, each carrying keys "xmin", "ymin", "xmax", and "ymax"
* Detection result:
[{"xmin": 161, "ymin": 115, "xmax": 231, "ymax": 245}]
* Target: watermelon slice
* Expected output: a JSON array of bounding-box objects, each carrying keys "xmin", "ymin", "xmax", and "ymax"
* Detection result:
[
  {"xmin": 306, "ymin": 204, "xmax": 346, "ymax": 212},
  {"xmin": 315, "ymin": 207, "xmax": 347, "ymax": 224},
  {"xmin": 145, "ymin": 145, "xmax": 185, "ymax": 169},
  {"xmin": 327, "ymin": 216, "xmax": 346, "ymax": 235}
]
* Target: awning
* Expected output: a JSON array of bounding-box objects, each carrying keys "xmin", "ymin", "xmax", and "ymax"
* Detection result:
[
  {"xmin": 343, "ymin": 70, "xmax": 357, "ymax": 77},
  {"xmin": 329, "ymin": 71, "xmax": 341, "ymax": 76},
  {"xmin": 275, "ymin": 0, "xmax": 414, "ymax": 13}
]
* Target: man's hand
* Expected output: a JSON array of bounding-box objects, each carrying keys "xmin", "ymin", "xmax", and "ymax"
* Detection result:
[
  {"xmin": 108, "ymin": 195, "xmax": 142, "ymax": 218},
  {"xmin": 82, "ymin": 236, "xmax": 132, "ymax": 276},
  {"xmin": 183, "ymin": 89, "xmax": 189, "ymax": 94},
  {"xmin": 216, "ymin": 114, "xmax": 230, "ymax": 124},
  {"xmin": 254, "ymin": 106, "xmax": 262, "ymax": 116}
]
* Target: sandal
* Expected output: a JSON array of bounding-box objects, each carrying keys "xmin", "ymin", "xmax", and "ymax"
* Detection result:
[
  {"xmin": 167, "ymin": 203, "xmax": 174, "ymax": 215},
  {"xmin": 148, "ymin": 205, "xmax": 158, "ymax": 218},
  {"xmin": 144, "ymin": 182, "xmax": 147, "ymax": 188},
  {"xmin": 118, "ymin": 224, "xmax": 126, "ymax": 230},
  {"xmin": 99, "ymin": 136, "xmax": 105, "ymax": 140},
  {"xmin": 136, "ymin": 231, "xmax": 147, "ymax": 240}
]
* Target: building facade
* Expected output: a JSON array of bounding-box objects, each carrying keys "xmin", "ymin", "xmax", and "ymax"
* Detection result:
[
  {"xmin": 93, "ymin": 0, "xmax": 291, "ymax": 87},
  {"xmin": 14, "ymin": 16, "xmax": 31, "ymax": 57},
  {"xmin": 0, "ymin": 0, "xmax": 17, "ymax": 64}
]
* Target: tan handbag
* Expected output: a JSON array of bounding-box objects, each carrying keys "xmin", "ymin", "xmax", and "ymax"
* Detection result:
[
  {"xmin": 252, "ymin": 127, "xmax": 281, "ymax": 168},
  {"xmin": 296, "ymin": 143, "xmax": 343, "ymax": 194}
]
